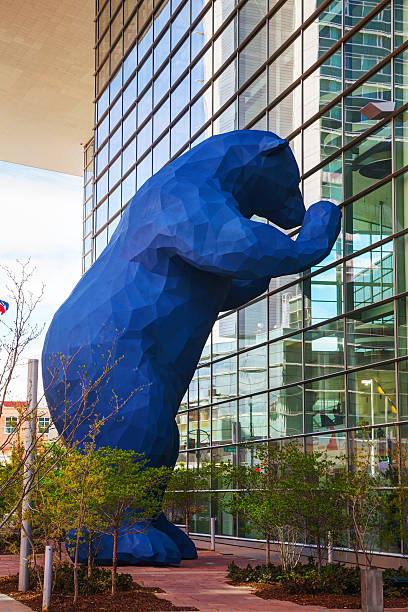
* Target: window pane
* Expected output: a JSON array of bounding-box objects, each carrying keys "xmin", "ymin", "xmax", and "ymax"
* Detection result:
[
  {"xmin": 344, "ymin": 181, "xmax": 392, "ymax": 256},
  {"xmin": 238, "ymin": 26, "xmax": 266, "ymax": 87},
  {"xmin": 154, "ymin": 28, "xmax": 170, "ymax": 71},
  {"xmin": 395, "ymin": 231, "xmax": 408, "ymax": 294},
  {"xmin": 348, "ymin": 364, "xmax": 397, "ymax": 428},
  {"xmin": 344, "ymin": 123, "xmax": 392, "ymax": 201},
  {"xmin": 214, "ymin": 18, "xmax": 236, "ymax": 73},
  {"xmin": 304, "ymin": 265, "xmax": 343, "ymax": 325},
  {"xmin": 345, "ymin": 242, "xmax": 393, "ymax": 311},
  {"xmin": 153, "ymin": 132, "xmax": 170, "ymax": 172},
  {"xmin": 171, "ymin": 74, "xmax": 190, "ymax": 120},
  {"xmin": 305, "ymin": 374, "xmax": 345, "ymax": 433},
  {"xmin": 269, "ymin": 385, "xmax": 303, "ymax": 437},
  {"xmin": 212, "ymin": 356, "xmax": 237, "ymax": 400},
  {"xmin": 238, "ymin": 298, "xmax": 267, "ymax": 349},
  {"xmin": 397, "ymin": 296, "xmax": 408, "ymax": 357},
  {"xmin": 238, "ymin": 394, "xmax": 267, "ymax": 441},
  {"xmin": 212, "ymin": 401, "xmax": 237, "ymax": 443},
  {"xmin": 170, "ymin": 111, "xmax": 189, "ymax": 156},
  {"xmin": 176, "ymin": 412, "xmax": 188, "ymax": 449},
  {"xmin": 191, "ymin": 87, "xmax": 212, "ymax": 134},
  {"xmin": 154, "ymin": 98, "xmax": 170, "ymax": 139},
  {"xmin": 304, "ymin": 319, "xmax": 344, "ymax": 380},
  {"xmin": 239, "ymin": 346, "xmax": 267, "ymax": 395},
  {"xmin": 238, "ymin": 70, "xmax": 266, "ymax": 128},
  {"xmin": 347, "ymin": 302, "xmax": 394, "ymax": 367}
]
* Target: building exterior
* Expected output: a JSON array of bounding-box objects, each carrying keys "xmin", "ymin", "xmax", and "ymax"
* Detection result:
[
  {"xmin": 0, "ymin": 402, "xmax": 55, "ymax": 463},
  {"xmin": 86, "ymin": 0, "xmax": 408, "ymax": 555}
]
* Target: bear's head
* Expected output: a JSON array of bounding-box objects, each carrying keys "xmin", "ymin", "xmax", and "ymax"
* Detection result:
[{"xmin": 211, "ymin": 130, "xmax": 305, "ymax": 230}]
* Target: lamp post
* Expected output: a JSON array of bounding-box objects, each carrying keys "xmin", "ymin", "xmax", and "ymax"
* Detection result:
[{"xmin": 361, "ymin": 379, "xmax": 375, "ymax": 475}]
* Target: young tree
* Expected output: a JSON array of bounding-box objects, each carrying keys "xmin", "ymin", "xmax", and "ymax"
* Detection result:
[
  {"xmin": 221, "ymin": 443, "xmax": 348, "ymax": 569},
  {"xmin": 96, "ymin": 447, "xmax": 171, "ymax": 595},
  {"xmin": 37, "ymin": 439, "xmax": 106, "ymax": 605},
  {"xmin": 343, "ymin": 444, "xmax": 384, "ymax": 569},
  {"xmin": 163, "ymin": 462, "xmax": 210, "ymax": 536}
]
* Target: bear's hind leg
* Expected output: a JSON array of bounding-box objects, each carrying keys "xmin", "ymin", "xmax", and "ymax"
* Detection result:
[
  {"xmin": 153, "ymin": 512, "xmax": 198, "ymax": 559},
  {"xmin": 72, "ymin": 523, "xmax": 182, "ymax": 566}
]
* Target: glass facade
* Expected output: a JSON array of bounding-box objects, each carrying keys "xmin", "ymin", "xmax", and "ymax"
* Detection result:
[{"xmin": 84, "ymin": 0, "xmax": 408, "ymax": 554}]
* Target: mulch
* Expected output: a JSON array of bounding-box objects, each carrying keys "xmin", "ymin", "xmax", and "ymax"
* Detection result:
[
  {"xmin": 0, "ymin": 575, "xmax": 198, "ymax": 611},
  {"xmin": 241, "ymin": 581, "xmax": 408, "ymax": 609}
]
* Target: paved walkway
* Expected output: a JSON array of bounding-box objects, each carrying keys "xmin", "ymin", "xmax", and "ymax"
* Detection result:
[{"xmin": 0, "ymin": 545, "xmax": 407, "ymax": 611}]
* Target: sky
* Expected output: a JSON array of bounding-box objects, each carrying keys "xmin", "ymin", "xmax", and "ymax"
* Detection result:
[{"xmin": 0, "ymin": 161, "xmax": 83, "ymax": 402}]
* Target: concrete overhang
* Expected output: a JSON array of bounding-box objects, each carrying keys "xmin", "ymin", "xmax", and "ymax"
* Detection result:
[{"xmin": 0, "ymin": 0, "xmax": 94, "ymax": 177}]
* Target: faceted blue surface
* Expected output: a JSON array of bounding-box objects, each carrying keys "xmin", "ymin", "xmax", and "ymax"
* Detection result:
[{"xmin": 42, "ymin": 130, "xmax": 341, "ymax": 565}]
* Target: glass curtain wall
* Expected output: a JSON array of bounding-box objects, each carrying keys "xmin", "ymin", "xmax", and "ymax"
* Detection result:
[{"xmin": 85, "ymin": 0, "xmax": 408, "ymax": 554}]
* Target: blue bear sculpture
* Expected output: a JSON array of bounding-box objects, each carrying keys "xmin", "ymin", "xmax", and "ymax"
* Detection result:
[{"xmin": 42, "ymin": 130, "xmax": 341, "ymax": 565}]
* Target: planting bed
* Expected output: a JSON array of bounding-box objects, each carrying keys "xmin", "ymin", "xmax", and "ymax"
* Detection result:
[{"xmin": 0, "ymin": 574, "xmax": 198, "ymax": 611}]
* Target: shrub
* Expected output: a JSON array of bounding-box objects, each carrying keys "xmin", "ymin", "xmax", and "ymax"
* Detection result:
[
  {"xmin": 228, "ymin": 560, "xmax": 408, "ymax": 597},
  {"xmin": 30, "ymin": 562, "xmax": 133, "ymax": 595},
  {"xmin": 280, "ymin": 561, "xmax": 360, "ymax": 595},
  {"xmin": 228, "ymin": 561, "xmax": 282, "ymax": 584}
]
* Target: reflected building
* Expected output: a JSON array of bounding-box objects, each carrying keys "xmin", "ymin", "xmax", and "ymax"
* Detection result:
[{"xmin": 85, "ymin": 0, "xmax": 408, "ymax": 554}]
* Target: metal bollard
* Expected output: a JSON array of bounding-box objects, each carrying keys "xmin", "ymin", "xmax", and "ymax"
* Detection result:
[
  {"xmin": 42, "ymin": 545, "xmax": 53, "ymax": 612},
  {"xmin": 327, "ymin": 531, "xmax": 333, "ymax": 564},
  {"xmin": 210, "ymin": 517, "xmax": 216, "ymax": 551}
]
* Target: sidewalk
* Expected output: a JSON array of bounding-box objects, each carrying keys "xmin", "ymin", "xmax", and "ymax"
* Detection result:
[
  {"xmin": 0, "ymin": 593, "xmax": 32, "ymax": 611},
  {"xmin": 0, "ymin": 546, "xmax": 407, "ymax": 612}
]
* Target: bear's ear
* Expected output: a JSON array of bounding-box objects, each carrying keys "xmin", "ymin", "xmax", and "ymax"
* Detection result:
[{"xmin": 259, "ymin": 134, "xmax": 289, "ymax": 156}]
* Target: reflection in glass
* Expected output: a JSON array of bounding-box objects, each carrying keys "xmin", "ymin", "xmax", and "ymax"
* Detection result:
[
  {"xmin": 153, "ymin": 132, "xmax": 169, "ymax": 172},
  {"xmin": 269, "ymin": 385, "xmax": 303, "ymax": 437},
  {"xmin": 239, "ymin": 70, "xmax": 266, "ymax": 128},
  {"xmin": 154, "ymin": 28, "xmax": 170, "ymax": 71},
  {"xmin": 239, "ymin": 394, "xmax": 267, "ymax": 441},
  {"xmin": 171, "ymin": 111, "xmax": 190, "ymax": 155},
  {"xmin": 214, "ymin": 60, "xmax": 236, "ymax": 115},
  {"xmin": 171, "ymin": 74, "xmax": 190, "ymax": 120},
  {"xmin": 345, "ymin": 242, "xmax": 393, "ymax": 311},
  {"xmin": 191, "ymin": 88, "xmax": 212, "ymax": 134},
  {"xmin": 212, "ymin": 356, "xmax": 237, "ymax": 400},
  {"xmin": 123, "ymin": 75, "xmax": 137, "ymax": 112},
  {"xmin": 191, "ymin": 8, "xmax": 212, "ymax": 58},
  {"xmin": 198, "ymin": 366, "xmax": 210, "ymax": 405},
  {"xmin": 304, "ymin": 319, "xmax": 344, "ymax": 380},
  {"xmin": 154, "ymin": 98, "xmax": 170, "ymax": 139},
  {"xmin": 122, "ymin": 169, "xmax": 136, "ymax": 204},
  {"xmin": 344, "ymin": 123, "xmax": 392, "ymax": 201},
  {"xmin": 238, "ymin": 298, "xmax": 267, "ymax": 349},
  {"xmin": 397, "ymin": 296, "xmax": 408, "ymax": 357},
  {"xmin": 305, "ymin": 431, "xmax": 346, "ymax": 466},
  {"xmin": 344, "ymin": 181, "xmax": 392, "ymax": 256},
  {"xmin": 212, "ymin": 401, "xmax": 237, "ymax": 443},
  {"xmin": 347, "ymin": 303, "xmax": 394, "ymax": 367},
  {"xmin": 305, "ymin": 374, "xmax": 345, "ymax": 433},
  {"xmin": 270, "ymin": 333, "xmax": 302, "ymax": 388},
  {"xmin": 348, "ymin": 365, "xmax": 397, "ymax": 429},
  {"xmin": 176, "ymin": 412, "xmax": 188, "ymax": 449},
  {"xmin": 239, "ymin": 346, "xmax": 267, "ymax": 395},
  {"xmin": 398, "ymin": 359, "xmax": 408, "ymax": 418},
  {"xmin": 123, "ymin": 107, "xmax": 136, "ymax": 142},
  {"xmin": 171, "ymin": 38, "xmax": 190, "ymax": 84},
  {"xmin": 303, "ymin": 49, "xmax": 342, "ymax": 125},
  {"xmin": 349, "ymin": 425, "xmax": 398, "ymax": 481},
  {"xmin": 137, "ymin": 118, "xmax": 152, "ymax": 155},
  {"xmin": 304, "ymin": 265, "xmax": 343, "ymax": 325},
  {"xmin": 136, "ymin": 151, "xmax": 152, "ymax": 188},
  {"xmin": 122, "ymin": 137, "xmax": 136, "ymax": 175}
]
